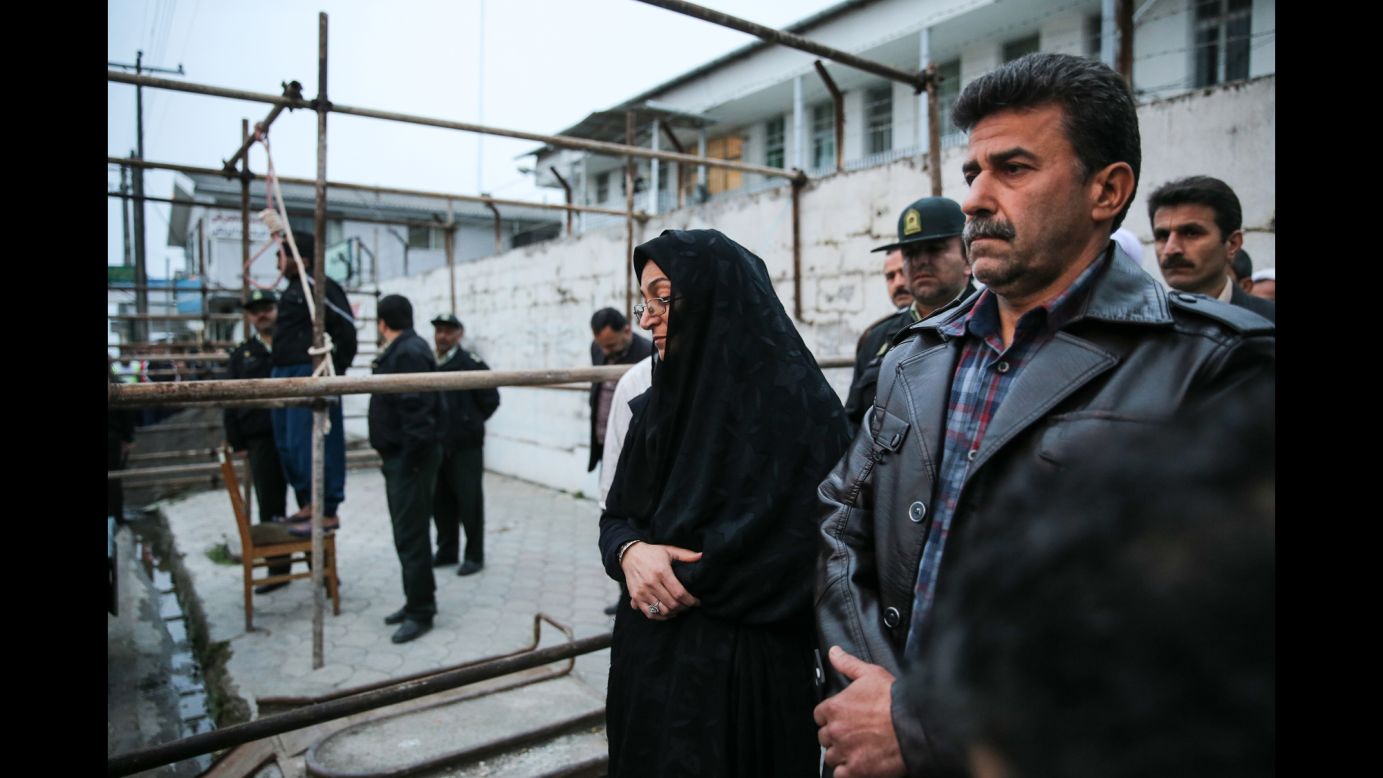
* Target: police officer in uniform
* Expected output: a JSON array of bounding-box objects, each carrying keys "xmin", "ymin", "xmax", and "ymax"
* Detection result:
[
  {"xmin": 429, "ymin": 314, "xmax": 500, "ymax": 576},
  {"xmin": 843, "ymin": 197, "xmax": 977, "ymax": 434},
  {"xmin": 224, "ymin": 289, "xmax": 292, "ymax": 593}
]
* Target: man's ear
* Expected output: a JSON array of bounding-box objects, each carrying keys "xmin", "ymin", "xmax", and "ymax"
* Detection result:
[
  {"xmin": 1089, "ymin": 162, "xmax": 1136, "ymax": 226},
  {"xmin": 1225, "ymin": 228, "xmax": 1244, "ymax": 256}
]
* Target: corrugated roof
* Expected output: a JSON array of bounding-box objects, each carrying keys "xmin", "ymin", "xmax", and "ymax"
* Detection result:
[{"xmin": 180, "ymin": 173, "xmax": 562, "ymax": 226}]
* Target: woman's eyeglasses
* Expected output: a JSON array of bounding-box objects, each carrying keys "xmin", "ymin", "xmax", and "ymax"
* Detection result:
[{"xmin": 633, "ymin": 294, "xmax": 680, "ymax": 318}]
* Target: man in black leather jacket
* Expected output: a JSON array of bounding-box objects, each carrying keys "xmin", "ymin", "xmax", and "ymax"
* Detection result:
[
  {"xmin": 369, "ymin": 295, "xmax": 444, "ymax": 644},
  {"xmin": 812, "ymin": 52, "xmax": 1275, "ymax": 778}
]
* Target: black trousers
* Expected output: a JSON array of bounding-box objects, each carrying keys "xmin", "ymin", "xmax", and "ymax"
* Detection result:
[
  {"xmin": 433, "ymin": 446, "xmax": 485, "ymax": 564},
  {"xmin": 245, "ymin": 435, "xmax": 290, "ymax": 575},
  {"xmin": 382, "ymin": 446, "xmax": 442, "ymax": 622}
]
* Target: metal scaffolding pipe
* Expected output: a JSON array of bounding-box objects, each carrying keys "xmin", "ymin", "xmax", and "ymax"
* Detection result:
[
  {"xmin": 111, "ymin": 364, "xmax": 635, "ymax": 406},
  {"xmin": 222, "ymin": 80, "xmax": 302, "ymax": 174},
  {"xmin": 311, "ymin": 11, "xmax": 330, "ymax": 671},
  {"xmin": 106, "ymin": 190, "xmax": 481, "ymax": 231},
  {"xmin": 109, "ymin": 353, "xmax": 229, "ymax": 362},
  {"xmin": 549, "ymin": 166, "xmax": 574, "ymax": 235},
  {"xmin": 926, "ymin": 62, "xmax": 942, "ymax": 196},
  {"xmin": 106, "ymin": 72, "xmax": 803, "ymax": 181},
  {"xmin": 634, "ymin": 0, "xmax": 929, "ymax": 91},
  {"xmin": 484, "ymin": 200, "xmax": 502, "ymax": 253},
  {"xmin": 792, "ymin": 180, "xmax": 804, "ymax": 321},
  {"xmin": 106, "ymin": 631, "xmax": 614, "ymax": 777},
  {"xmin": 109, "ymin": 313, "xmax": 242, "ymax": 321},
  {"xmin": 813, "ymin": 61, "xmax": 844, "ymax": 173},
  {"xmin": 108, "ymin": 156, "xmax": 637, "ymax": 219},
  {"xmin": 110, "ymin": 358, "xmax": 853, "ymax": 407},
  {"xmin": 112, "ymin": 340, "xmax": 237, "ymax": 350},
  {"xmin": 625, "ymin": 110, "xmax": 636, "ymax": 323}
]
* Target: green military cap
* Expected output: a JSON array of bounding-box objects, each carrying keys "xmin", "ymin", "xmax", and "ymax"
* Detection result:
[
  {"xmin": 871, "ymin": 196, "xmax": 965, "ymax": 252},
  {"xmin": 242, "ymin": 289, "xmax": 278, "ymax": 309},
  {"xmin": 430, "ymin": 313, "xmax": 463, "ymax": 328}
]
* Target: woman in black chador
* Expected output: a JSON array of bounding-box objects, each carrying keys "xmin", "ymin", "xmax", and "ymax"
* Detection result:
[{"xmin": 598, "ymin": 229, "xmax": 851, "ymax": 776}]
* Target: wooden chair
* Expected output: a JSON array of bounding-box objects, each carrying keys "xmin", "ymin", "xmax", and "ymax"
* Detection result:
[{"xmin": 217, "ymin": 448, "xmax": 341, "ymax": 631}]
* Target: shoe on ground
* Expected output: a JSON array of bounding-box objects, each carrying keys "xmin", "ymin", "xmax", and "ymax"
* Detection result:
[
  {"xmin": 288, "ymin": 515, "xmax": 341, "ymax": 538},
  {"xmin": 255, "ymin": 581, "xmax": 290, "ymax": 595},
  {"xmin": 391, "ymin": 619, "xmax": 432, "ymax": 644},
  {"xmin": 603, "ymin": 601, "xmax": 620, "ymax": 616},
  {"xmin": 432, "ymin": 553, "xmax": 458, "ymax": 567},
  {"xmin": 287, "ymin": 506, "xmax": 313, "ymax": 522},
  {"xmin": 383, "ymin": 607, "xmax": 407, "ymax": 626},
  {"xmin": 457, "ymin": 560, "xmax": 484, "ymax": 576}
]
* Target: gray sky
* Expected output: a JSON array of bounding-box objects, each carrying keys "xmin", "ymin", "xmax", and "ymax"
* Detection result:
[{"xmin": 107, "ymin": 0, "xmax": 844, "ymax": 274}]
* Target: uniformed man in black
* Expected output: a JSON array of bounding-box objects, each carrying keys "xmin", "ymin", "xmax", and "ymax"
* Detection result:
[
  {"xmin": 429, "ymin": 314, "xmax": 500, "ymax": 576},
  {"xmin": 224, "ymin": 289, "xmax": 292, "ymax": 593},
  {"xmin": 843, "ymin": 197, "xmax": 977, "ymax": 434},
  {"xmin": 370, "ymin": 295, "xmax": 444, "ymax": 644}
]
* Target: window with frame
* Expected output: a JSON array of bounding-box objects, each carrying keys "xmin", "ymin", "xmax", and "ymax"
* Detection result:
[
  {"xmin": 764, "ymin": 116, "xmax": 785, "ymax": 169},
  {"xmin": 407, "ymin": 226, "xmax": 440, "ymax": 250},
  {"xmin": 865, "ymin": 86, "xmax": 893, "ymax": 155},
  {"xmin": 1086, "ymin": 14, "xmax": 1103, "ymax": 59},
  {"xmin": 1002, "ymin": 34, "xmax": 1040, "ymax": 62},
  {"xmin": 937, "ymin": 59, "xmax": 962, "ymax": 139},
  {"xmin": 1193, "ymin": 0, "xmax": 1252, "ymax": 88},
  {"xmin": 595, "ymin": 172, "xmax": 610, "ymax": 204},
  {"xmin": 812, "ymin": 102, "xmax": 836, "ymax": 171}
]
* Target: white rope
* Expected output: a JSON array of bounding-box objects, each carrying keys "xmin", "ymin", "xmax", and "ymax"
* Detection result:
[{"xmin": 256, "ymin": 132, "xmax": 336, "ymax": 377}]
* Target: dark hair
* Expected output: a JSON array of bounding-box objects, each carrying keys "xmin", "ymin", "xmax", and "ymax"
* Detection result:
[
  {"xmin": 952, "ymin": 52, "xmax": 1141, "ymax": 232},
  {"xmin": 377, "ymin": 294, "xmax": 414, "ymax": 331},
  {"xmin": 590, "ymin": 307, "xmax": 628, "ymax": 334},
  {"xmin": 924, "ymin": 384, "xmax": 1275, "ymax": 778},
  {"xmin": 289, "ymin": 230, "xmax": 315, "ymax": 266},
  {"xmin": 1231, "ymin": 248, "xmax": 1253, "ymax": 281},
  {"xmin": 1146, "ymin": 175, "xmax": 1243, "ymax": 239}
]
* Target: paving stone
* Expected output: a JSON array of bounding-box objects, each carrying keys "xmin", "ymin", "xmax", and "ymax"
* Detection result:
[{"xmin": 158, "ymin": 469, "xmax": 615, "ymax": 713}]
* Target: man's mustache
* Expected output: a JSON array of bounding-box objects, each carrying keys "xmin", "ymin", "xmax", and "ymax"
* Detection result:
[
  {"xmin": 963, "ymin": 218, "xmax": 1016, "ymax": 246},
  {"xmin": 1161, "ymin": 256, "xmax": 1194, "ymax": 270}
]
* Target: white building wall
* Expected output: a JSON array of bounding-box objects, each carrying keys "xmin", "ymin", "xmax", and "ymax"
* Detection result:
[
  {"xmin": 1039, "ymin": 10, "xmax": 1087, "ymax": 56},
  {"xmin": 960, "ymin": 40, "xmax": 1001, "ymax": 86},
  {"xmin": 1124, "ymin": 75, "xmax": 1275, "ymax": 278}
]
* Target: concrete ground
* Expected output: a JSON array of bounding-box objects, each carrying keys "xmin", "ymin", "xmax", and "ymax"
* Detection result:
[{"xmin": 154, "ymin": 466, "xmax": 621, "ymax": 721}]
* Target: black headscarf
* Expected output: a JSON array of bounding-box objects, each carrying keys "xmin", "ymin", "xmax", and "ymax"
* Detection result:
[{"xmin": 604, "ymin": 229, "xmax": 850, "ymax": 625}]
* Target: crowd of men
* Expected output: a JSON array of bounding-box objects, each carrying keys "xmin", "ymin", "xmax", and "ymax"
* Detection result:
[
  {"xmin": 217, "ymin": 233, "xmax": 500, "ymax": 645},
  {"xmin": 806, "ymin": 53, "xmax": 1273, "ymax": 777}
]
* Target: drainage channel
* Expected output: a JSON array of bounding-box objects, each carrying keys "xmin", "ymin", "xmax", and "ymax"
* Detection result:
[{"xmin": 112, "ymin": 510, "xmax": 218, "ymax": 776}]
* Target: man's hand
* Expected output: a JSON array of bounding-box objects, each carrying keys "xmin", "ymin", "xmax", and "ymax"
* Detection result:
[
  {"xmin": 814, "ymin": 646, "xmax": 905, "ymax": 778},
  {"xmin": 619, "ymin": 542, "xmax": 702, "ymax": 621}
]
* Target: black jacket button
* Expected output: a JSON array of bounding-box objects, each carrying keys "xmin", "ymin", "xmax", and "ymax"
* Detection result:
[{"xmin": 883, "ymin": 607, "xmax": 901, "ymax": 628}]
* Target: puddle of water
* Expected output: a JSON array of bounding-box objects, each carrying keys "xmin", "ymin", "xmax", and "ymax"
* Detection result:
[{"xmin": 133, "ymin": 528, "xmax": 216, "ymax": 775}]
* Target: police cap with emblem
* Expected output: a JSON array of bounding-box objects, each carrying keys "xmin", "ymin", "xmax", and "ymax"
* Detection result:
[
  {"xmin": 430, "ymin": 313, "xmax": 463, "ymax": 328},
  {"xmin": 870, "ymin": 196, "xmax": 965, "ymax": 252},
  {"xmin": 242, "ymin": 289, "xmax": 278, "ymax": 309}
]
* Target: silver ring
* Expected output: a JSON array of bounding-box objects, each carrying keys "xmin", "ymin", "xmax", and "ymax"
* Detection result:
[{"xmin": 648, "ymin": 601, "xmax": 661, "ymax": 616}]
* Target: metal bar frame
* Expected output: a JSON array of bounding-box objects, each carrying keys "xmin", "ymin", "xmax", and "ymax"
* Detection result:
[
  {"xmin": 108, "ymin": 155, "xmax": 637, "ymax": 220},
  {"xmin": 634, "ymin": 0, "xmax": 930, "ymax": 91},
  {"xmin": 106, "ymin": 71, "xmax": 802, "ymax": 181},
  {"xmin": 813, "ymin": 60, "xmax": 845, "ymax": 173}
]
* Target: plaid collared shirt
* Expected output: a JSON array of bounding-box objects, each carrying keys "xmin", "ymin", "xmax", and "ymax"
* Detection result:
[{"xmin": 903, "ymin": 251, "xmax": 1108, "ymax": 659}]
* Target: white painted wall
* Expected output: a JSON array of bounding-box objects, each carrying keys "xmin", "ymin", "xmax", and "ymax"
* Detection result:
[{"xmin": 380, "ymin": 76, "xmax": 1275, "ymax": 495}]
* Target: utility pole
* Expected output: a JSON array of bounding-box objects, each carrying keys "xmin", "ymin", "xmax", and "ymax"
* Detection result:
[
  {"xmin": 109, "ymin": 51, "xmax": 185, "ymax": 343},
  {"xmin": 120, "ymin": 164, "xmax": 132, "ymax": 268}
]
